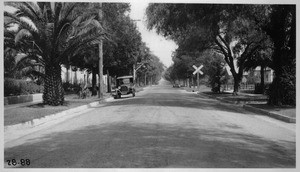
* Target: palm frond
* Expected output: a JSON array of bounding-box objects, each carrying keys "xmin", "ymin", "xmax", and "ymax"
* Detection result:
[
  {"xmin": 49, "ymin": 2, "xmax": 55, "ymax": 16},
  {"xmin": 21, "ymin": 2, "xmax": 43, "ymax": 21},
  {"xmin": 60, "ymin": 32, "xmax": 103, "ymax": 62},
  {"xmin": 66, "ymin": 27, "xmax": 103, "ymax": 47},
  {"xmin": 5, "ymin": 11, "xmax": 40, "ymax": 37},
  {"xmin": 15, "ymin": 28, "xmax": 32, "ymax": 44},
  {"xmin": 25, "ymin": 70, "xmax": 46, "ymax": 79},
  {"xmin": 4, "ymin": 16, "xmax": 17, "ymax": 28},
  {"xmin": 5, "ymin": 2, "xmax": 41, "ymax": 23},
  {"xmin": 54, "ymin": 20, "xmax": 71, "ymax": 44},
  {"xmin": 54, "ymin": 3, "xmax": 62, "ymax": 26},
  {"xmin": 15, "ymin": 54, "xmax": 45, "ymax": 68},
  {"xmin": 59, "ymin": 3, "xmax": 78, "ymax": 22}
]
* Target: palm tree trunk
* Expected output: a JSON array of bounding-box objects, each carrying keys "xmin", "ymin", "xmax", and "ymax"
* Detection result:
[{"xmin": 43, "ymin": 63, "xmax": 64, "ymax": 106}]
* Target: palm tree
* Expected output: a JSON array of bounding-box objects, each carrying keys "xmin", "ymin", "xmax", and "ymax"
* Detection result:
[
  {"xmin": 4, "ymin": 15, "xmax": 43, "ymax": 81},
  {"xmin": 4, "ymin": 2, "xmax": 104, "ymax": 105}
]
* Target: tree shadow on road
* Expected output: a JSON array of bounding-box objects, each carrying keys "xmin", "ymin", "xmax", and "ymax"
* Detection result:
[
  {"xmin": 102, "ymin": 92, "xmax": 252, "ymax": 115},
  {"xmin": 4, "ymin": 122, "xmax": 295, "ymax": 168}
]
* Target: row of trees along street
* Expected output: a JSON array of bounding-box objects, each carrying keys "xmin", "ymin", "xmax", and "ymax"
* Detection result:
[
  {"xmin": 4, "ymin": 2, "xmax": 165, "ymax": 106},
  {"xmin": 146, "ymin": 4, "xmax": 296, "ymax": 106}
]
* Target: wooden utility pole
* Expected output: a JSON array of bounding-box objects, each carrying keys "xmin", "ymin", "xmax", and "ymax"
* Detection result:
[
  {"xmin": 98, "ymin": 3, "xmax": 104, "ymax": 98},
  {"xmin": 133, "ymin": 64, "xmax": 136, "ymax": 84},
  {"xmin": 133, "ymin": 62, "xmax": 144, "ymax": 84},
  {"xmin": 107, "ymin": 70, "xmax": 111, "ymax": 93}
]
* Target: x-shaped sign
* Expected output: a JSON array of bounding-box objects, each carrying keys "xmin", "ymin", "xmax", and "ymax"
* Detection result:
[{"xmin": 193, "ymin": 65, "xmax": 204, "ymax": 75}]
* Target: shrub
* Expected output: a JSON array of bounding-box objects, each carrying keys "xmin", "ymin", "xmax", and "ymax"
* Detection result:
[
  {"xmin": 254, "ymin": 83, "xmax": 271, "ymax": 94},
  {"xmin": 19, "ymin": 80, "xmax": 44, "ymax": 94},
  {"xmin": 4, "ymin": 78, "xmax": 21, "ymax": 96},
  {"xmin": 62, "ymin": 82, "xmax": 72, "ymax": 92},
  {"xmin": 62, "ymin": 82, "xmax": 81, "ymax": 94},
  {"xmin": 4, "ymin": 78, "xmax": 44, "ymax": 97},
  {"xmin": 267, "ymin": 74, "xmax": 296, "ymax": 106}
]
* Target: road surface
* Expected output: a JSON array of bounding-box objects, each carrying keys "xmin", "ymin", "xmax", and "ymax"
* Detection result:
[{"xmin": 4, "ymin": 79, "xmax": 296, "ymax": 168}]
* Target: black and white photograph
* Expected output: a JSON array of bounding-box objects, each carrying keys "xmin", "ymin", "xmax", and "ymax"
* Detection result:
[{"xmin": 1, "ymin": 0, "xmax": 298, "ymax": 170}]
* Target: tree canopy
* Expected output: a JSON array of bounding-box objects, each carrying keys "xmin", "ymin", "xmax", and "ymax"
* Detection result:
[
  {"xmin": 146, "ymin": 4, "xmax": 272, "ymax": 94},
  {"xmin": 147, "ymin": 3, "xmax": 296, "ymax": 105}
]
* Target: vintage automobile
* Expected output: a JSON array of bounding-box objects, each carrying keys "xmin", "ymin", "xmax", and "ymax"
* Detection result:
[{"xmin": 112, "ymin": 75, "xmax": 135, "ymax": 99}]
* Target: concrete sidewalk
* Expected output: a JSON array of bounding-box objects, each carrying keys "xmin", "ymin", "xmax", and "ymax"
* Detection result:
[{"xmin": 4, "ymin": 100, "xmax": 43, "ymax": 110}]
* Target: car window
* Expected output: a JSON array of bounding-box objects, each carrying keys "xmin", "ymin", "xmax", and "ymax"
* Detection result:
[{"xmin": 123, "ymin": 79, "xmax": 130, "ymax": 84}]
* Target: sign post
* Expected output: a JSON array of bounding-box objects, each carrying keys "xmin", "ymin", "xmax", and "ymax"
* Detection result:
[{"xmin": 192, "ymin": 65, "xmax": 204, "ymax": 91}]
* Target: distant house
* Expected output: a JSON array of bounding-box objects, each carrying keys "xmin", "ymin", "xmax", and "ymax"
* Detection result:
[
  {"xmin": 61, "ymin": 65, "xmax": 107, "ymax": 86},
  {"xmin": 224, "ymin": 64, "xmax": 274, "ymax": 84},
  {"xmin": 12, "ymin": 53, "xmax": 108, "ymax": 86},
  {"xmin": 253, "ymin": 66, "xmax": 274, "ymax": 83}
]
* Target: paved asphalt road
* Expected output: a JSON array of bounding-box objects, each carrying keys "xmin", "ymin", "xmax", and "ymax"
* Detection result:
[{"xmin": 4, "ymin": 79, "xmax": 296, "ymax": 168}]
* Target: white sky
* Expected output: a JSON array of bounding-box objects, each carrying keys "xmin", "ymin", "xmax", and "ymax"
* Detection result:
[{"xmin": 129, "ymin": 1, "xmax": 177, "ymax": 67}]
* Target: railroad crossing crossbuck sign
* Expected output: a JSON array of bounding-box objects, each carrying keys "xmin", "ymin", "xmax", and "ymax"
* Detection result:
[
  {"xmin": 192, "ymin": 65, "xmax": 204, "ymax": 91},
  {"xmin": 193, "ymin": 65, "xmax": 203, "ymax": 75}
]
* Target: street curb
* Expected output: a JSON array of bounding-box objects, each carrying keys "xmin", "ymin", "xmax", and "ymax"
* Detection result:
[
  {"xmin": 243, "ymin": 104, "xmax": 296, "ymax": 123},
  {"xmin": 197, "ymin": 92, "xmax": 295, "ymax": 123},
  {"xmin": 4, "ymin": 96, "xmax": 114, "ymax": 132}
]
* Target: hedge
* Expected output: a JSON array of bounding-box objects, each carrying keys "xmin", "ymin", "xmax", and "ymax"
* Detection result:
[{"xmin": 4, "ymin": 78, "xmax": 44, "ymax": 97}]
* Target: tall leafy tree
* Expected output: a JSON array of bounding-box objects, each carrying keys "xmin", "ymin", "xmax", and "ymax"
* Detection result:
[
  {"xmin": 264, "ymin": 5, "xmax": 296, "ymax": 105},
  {"xmin": 165, "ymin": 48, "xmax": 228, "ymax": 92},
  {"xmin": 63, "ymin": 3, "xmax": 131, "ymax": 95},
  {"xmin": 146, "ymin": 4, "xmax": 271, "ymax": 95},
  {"xmin": 5, "ymin": 2, "xmax": 104, "ymax": 105},
  {"xmin": 136, "ymin": 52, "xmax": 164, "ymax": 86},
  {"xmin": 103, "ymin": 14, "xmax": 142, "ymax": 77}
]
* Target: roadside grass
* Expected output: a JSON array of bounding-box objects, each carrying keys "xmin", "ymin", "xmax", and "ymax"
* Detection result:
[
  {"xmin": 182, "ymin": 86, "xmax": 295, "ymax": 119},
  {"xmin": 202, "ymin": 91, "xmax": 268, "ymax": 102},
  {"xmin": 240, "ymin": 89, "xmax": 255, "ymax": 94},
  {"xmin": 4, "ymin": 93, "xmax": 111, "ymax": 126}
]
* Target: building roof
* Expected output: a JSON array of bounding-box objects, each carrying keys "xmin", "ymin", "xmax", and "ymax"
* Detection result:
[
  {"xmin": 225, "ymin": 64, "xmax": 273, "ymax": 76},
  {"xmin": 117, "ymin": 75, "xmax": 133, "ymax": 79},
  {"xmin": 254, "ymin": 66, "xmax": 273, "ymax": 71}
]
